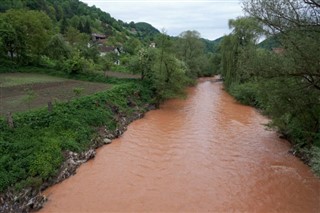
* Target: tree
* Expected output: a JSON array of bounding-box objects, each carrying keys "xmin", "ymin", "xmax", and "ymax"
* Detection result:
[
  {"xmin": 220, "ymin": 0, "xmax": 320, "ymax": 154},
  {"xmin": 175, "ymin": 30, "xmax": 206, "ymax": 77},
  {"xmin": 130, "ymin": 33, "xmax": 189, "ymax": 105},
  {"xmin": 45, "ymin": 34, "xmax": 71, "ymax": 60},
  {"xmin": 64, "ymin": 26, "xmax": 89, "ymax": 46},
  {"xmin": 0, "ymin": 9, "xmax": 53, "ymax": 64},
  {"xmin": 124, "ymin": 38, "xmax": 141, "ymax": 55},
  {"xmin": 243, "ymin": 0, "xmax": 320, "ymax": 90},
  {"xmin": 220, "ymin": 17, "xmax": 262, "ymax": 88},
  {"xmin": 0, "ymin": 20, "xmax": 17, "ymax": 61},
  {"xmin": 151, "ymin": 52, "xmax": 188, "ymax": 104},
  {"xmin": 60, "ymin": 17, "xmax": 69, "ymax": 34},
  {"xmin": 83, "ymin": 19, "xmax": 92, "ymax": 34}
]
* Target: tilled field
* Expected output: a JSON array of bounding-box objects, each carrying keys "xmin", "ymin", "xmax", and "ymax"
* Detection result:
[{"xmin": 0, "ymin": 73, "xmax": 112, "ymax": 115}]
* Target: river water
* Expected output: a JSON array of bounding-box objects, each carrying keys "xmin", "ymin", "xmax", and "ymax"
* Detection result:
[{"xmin": 41, "ymin": 78, "xmax": 320, "ymax": 212}]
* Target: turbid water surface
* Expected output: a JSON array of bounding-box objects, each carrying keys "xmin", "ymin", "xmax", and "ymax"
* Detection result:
[{"xmin": 41, "ymin": 78, "xmax": 320, "ymax": 212}]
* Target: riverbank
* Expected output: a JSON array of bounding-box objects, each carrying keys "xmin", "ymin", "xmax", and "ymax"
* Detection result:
[{"xmin": 0, "ymin": 82, "xmax": 155, "ymax": 212}]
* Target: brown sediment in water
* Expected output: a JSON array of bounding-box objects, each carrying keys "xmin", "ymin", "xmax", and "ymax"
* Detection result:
[{"xmin": 40, "ymin": 78, "xmax": 320, "ymax": 212}]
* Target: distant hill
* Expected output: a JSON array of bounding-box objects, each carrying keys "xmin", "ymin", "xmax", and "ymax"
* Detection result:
[
  {"xmin": 0, "ymin": 0, "xmax": 160, "ymax": 43},
  {"xmin": 258, "ymin": 34, "xmax": 282, "ymax": 50},
  {"xmin": 201, "ymin": 36, "xmax": 224, "ymax": 53},
  {"xmin": 132, "ymin": 22, "xmax": 160, "ymax": 39}
]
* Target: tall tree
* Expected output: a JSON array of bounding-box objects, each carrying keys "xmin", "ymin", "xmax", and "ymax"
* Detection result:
[
  {"xmin": 0, "ymin": 9, "xmax": 53, "ymax": 64},
  {"xmin": 243, "ymin": 0, "xmax": 320, "ymax": 90},
  {"xmin": 176, "ymin": 30, "xmax": 206, "ymax": 77},
  {"xmin": 220, "ymin": 17, "xmax": 262, "ymax": 87}
]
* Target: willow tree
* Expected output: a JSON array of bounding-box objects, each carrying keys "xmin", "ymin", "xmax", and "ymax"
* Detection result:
[
  {"xmin": 220, "ymin": 17, "xmax": 263, "ymax": 88},
  {"xmin": 175, "ymin": 30, "xmax": 206, "ymax": 78}
]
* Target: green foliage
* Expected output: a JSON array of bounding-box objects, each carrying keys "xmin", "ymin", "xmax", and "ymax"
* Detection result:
[
  {"xmin": 0, "ymin": 82, "xmax": 153, "ymax": 192},
  {"xmin": 258, "ymin": 34, "xmax": 282, "ymax": 50},
  {"xmin": 229, "ymin": 81, "xmax": 261, "ymax": 107},
  {"xmin": 221, "ymin": 17, "xmax": 263, "ymax": 88},
  {"xmin": 62, "ymin": 50, "xmax": 88, "ymax": 74},
  {"xmin": 130, "ymin": 33, "xmax": 190, "ymax": 104},
  {"xmin": 310, "ymin": 147, "xmax": 320, "ymax": 175},
  {"xmin": 73, "ymin": 87, "xmax": 84, "ymax": 97},
  {"xmin": 175, "ymin": 30, "xmax": 207, "ymax": 77},
  {"xmin": 132, "ymin": 22, "xmax": 160, "ymax": 40},
  {"xmin": 45, "ymin": 34, "xmax": 71, "ymax": 61},
  {"xmin": 0, "ymin": 9, "xmax": 54, "ymax": 65}
]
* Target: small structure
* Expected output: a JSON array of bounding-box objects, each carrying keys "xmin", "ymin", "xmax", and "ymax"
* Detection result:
[
  {"xmin": 98, "ymin": 46, "xmax": 121, "ymax": 57},
  {"xmin": 272, "ymin": 47, "xmax": 284, "ymax": 54},
  {"xmin": 91, "ymin": 33, "xmax": 107, "ymax": 43},
  {"xmin": 149, "ymin": 42, "xmax": 156, "ymax": 48}
]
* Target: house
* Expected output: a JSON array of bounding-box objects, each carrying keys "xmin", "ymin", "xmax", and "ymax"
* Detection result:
[
  {"xmin": 98, "ymin": 46, "xmax": 121, "ymax": 58},
  {"xmin": 90, "ymin": 33, "xmax": 122, "ymax": 65},
  {"xmin": 91, "ymin": 33, "xmax": 107, "ymax": 43},
  {"xmin": 149, "ymin": 42, "xmax": 156, "ymax": 48},
  {"xmin": 272, "ymin": 47, "xmax": 284, "ymax": 54}
]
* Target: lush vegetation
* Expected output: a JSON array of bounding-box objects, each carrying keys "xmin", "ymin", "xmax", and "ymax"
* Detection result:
[
  {"xmin": 219, "ymin": 0, "xmax": 320, "ymax": 174},
  {"xmin": 0, "ymin": 82, "xmax": 153, "ymax": 192}
]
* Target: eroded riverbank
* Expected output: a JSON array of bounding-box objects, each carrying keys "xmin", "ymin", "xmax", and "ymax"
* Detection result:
[{"xmin": 41, "ymin": 79, "xmax": 320, "ymax": 212}]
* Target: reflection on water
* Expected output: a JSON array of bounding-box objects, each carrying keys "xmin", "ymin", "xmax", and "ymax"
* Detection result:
[{"xmin": 41, "ymin": 78, "xmax": 320, "ymax": 213}]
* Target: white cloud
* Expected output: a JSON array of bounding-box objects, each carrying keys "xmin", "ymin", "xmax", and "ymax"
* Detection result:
[{"xmin": 81, "ymin": 0, "xmax": 244, "ymax": 40}]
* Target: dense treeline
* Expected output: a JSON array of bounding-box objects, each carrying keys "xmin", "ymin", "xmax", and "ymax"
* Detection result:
[{"xmin": 219, "ymin": 0, "xmax": 320, "ymax": 174}]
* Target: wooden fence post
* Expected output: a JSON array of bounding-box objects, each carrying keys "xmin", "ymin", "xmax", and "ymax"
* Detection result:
[
  {"xmin": 6, "ymin": 112, "xmax": 14, "ymax": 128},
  {"xmin": 48, "ymin": 101, "xmax": 53, "ymax": 113}
]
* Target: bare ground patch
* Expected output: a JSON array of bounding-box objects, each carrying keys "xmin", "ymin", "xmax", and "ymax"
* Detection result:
[
  {"xmin": 0, "ymin": 73, "xmax": 111, "ymax": 115},
  {"xmin": 104, "ymin": 71, "xmax": 141, "ymax": 79}
]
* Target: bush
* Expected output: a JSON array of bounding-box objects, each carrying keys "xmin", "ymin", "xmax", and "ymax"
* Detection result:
[
  {"xmin": 229, "ymin": 81, "xmax": 261, "ymax": 107},
  {"xmin": 310, "ymin": 146, "xmax": 320, "ymax": 176},
  {"xmin": 62, "ymin": 50, "xmax": 88, "ymax": 74}
]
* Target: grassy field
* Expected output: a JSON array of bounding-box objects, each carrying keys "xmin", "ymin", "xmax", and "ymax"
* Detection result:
[
  {"xmin": 0, "ymin": 73, "xmax": 67, "ymax": 87},
  {"xmin": 0, "ymin": 73, "xmax": 112, "ymax": 115}
]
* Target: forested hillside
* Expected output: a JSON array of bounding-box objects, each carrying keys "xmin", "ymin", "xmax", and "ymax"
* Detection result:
[
  {"xmin": 218, "ymin": 0, "xmax": 320, "ymax": 174},
  {"xmin": 0, "ymin": 0, "xmax": 162, "ymax": 72}
]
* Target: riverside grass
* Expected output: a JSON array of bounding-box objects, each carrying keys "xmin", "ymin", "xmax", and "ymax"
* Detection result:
[{"xmin": 0, "ymin": 82, "xmax": 153, "ymax": 192}]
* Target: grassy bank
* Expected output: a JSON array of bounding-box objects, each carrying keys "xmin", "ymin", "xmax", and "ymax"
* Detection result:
[{"xmin": 0, "ymin": 81, "xmax": 153, "ymax": 193}]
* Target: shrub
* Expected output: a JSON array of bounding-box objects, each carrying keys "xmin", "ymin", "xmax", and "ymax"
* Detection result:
[{"xmin": 229, "ymin": 81, "xmax": 261, "ymax": 107}]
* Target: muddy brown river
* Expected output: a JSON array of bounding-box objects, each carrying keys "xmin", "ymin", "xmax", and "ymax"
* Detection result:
[{"xmin": 41, "ymin": 79, "xmax": 320, "ymax": 212}]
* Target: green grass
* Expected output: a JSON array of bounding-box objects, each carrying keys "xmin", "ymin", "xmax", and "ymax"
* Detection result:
[
  {"xmin": 0, "ymin": 82, "xmax": 154, "ymax": 192},
  {"xmin": 0, "ymin": 73, "xmax": 66, "ymax": 87},
  {"xmin": 0, "ymin": 65, "xmax": 140, "ymax": 85}
]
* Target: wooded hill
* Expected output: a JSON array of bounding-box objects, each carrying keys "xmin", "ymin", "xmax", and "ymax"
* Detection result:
[{"xmin": 0, "ymin": 0, "xmax": 160, "ymax": 41}]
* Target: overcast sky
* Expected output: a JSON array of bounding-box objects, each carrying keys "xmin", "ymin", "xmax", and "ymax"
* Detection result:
[{"xmin": 81, "ymin": 0, "xmax": 244, "ymax": 40}]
